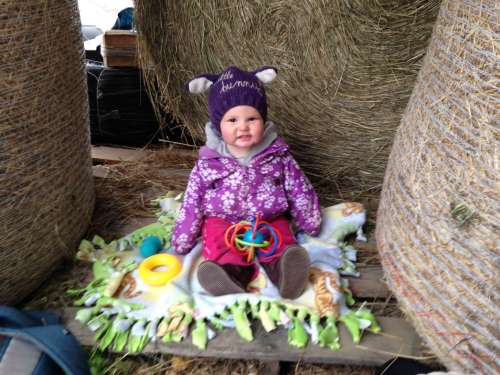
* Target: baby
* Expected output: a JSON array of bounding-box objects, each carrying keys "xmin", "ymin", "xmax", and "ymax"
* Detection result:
[{"xmin": 172, "ymin": 66, "xmax": 322, "ymax": 299}]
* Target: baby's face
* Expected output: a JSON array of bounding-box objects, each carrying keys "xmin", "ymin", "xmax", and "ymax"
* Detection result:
[{"xmin": 220, "ymin": 105, "xmax": 264, "ymax": 157}]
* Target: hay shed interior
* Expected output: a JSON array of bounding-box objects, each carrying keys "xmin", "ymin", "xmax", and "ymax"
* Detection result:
[{"xmin": 2, "ymin": 0, "xmax": 497, "ymax": 374}]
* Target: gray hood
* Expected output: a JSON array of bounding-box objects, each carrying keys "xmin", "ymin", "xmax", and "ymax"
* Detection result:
[{"xmin": 204, "ymin": 121, "xmax": 278, "ymax": 166}]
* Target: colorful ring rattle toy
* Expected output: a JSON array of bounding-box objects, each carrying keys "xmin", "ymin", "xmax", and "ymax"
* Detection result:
[
  {"xmin": 139, "ymin": 253, "xmax": 182, "ymax": 286},
  {"xmin": 224, "ymin": 214, "xmax": 282, "ymax": 263}
]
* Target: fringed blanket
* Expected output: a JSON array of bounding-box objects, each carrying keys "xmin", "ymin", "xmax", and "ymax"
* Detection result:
[{"xmin": 71, "ymin": 194, "xmax": 380, "ymax": 354}]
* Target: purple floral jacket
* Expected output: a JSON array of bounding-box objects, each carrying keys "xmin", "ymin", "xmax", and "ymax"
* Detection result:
[{"xmin": 172, "ymin": 137, "xmax": 322, "ymax": 254}]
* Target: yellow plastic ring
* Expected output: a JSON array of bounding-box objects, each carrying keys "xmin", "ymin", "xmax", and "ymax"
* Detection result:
[{"xmin": 138, "ymin": 253, "xmax": 182, "ymax": 286}]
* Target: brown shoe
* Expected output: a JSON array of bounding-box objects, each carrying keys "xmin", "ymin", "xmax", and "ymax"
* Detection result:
[
  {"xmin": 262, "ymin": 245, "xmax": 310, "ymax": 299},
  {"xmin": 197, "ymin": 261, "xmax": 253, "ymax": 296}
]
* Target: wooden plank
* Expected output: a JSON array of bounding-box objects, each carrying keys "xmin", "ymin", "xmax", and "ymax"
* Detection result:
[
  {"xmin": 91, "ymin": 145, "xmax": 198, "ymax": 164},
  {"xmin": 345, "ymin": 266, "xmax": 389, "ymax": 299},
  {"xmin": 103, "ymin": 54, "xmax": 138, "ymax": 68},
  {"xmin": 103, "ymin": 30, "xmax": 137, "ymax": 48},
  {"xmin": 91, "ymin": 145, "xmax": 151, "ymax": 163},
  {"xmin": 62, "ymin": 308, "xmax": 421, "ymax": 366},
  {"xmin": 92, "ymin": 165, "xmax": 190, "ymax": 181}
]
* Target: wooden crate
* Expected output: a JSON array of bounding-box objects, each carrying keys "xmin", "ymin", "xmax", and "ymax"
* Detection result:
[{"xmin": 102, "ymin": 30, "xmax": 137, "ymax": 68}]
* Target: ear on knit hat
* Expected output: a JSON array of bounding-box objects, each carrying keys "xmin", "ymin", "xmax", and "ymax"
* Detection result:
[
  {"xmin": 253, "ymin": 66, "xmax": 277, "ymax": 84},
  {"xmin": 186, "ymin": 73, "xmax": 219, "ymax": 94}
]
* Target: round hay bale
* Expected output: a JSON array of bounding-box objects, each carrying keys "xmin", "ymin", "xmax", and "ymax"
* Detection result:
[
  {"xmin": 376, "ymin": 0, "xmax": 499, "ymax": 373},
  {"xmin": 0, "ymin": 1, "xmax": 95, "ymax": 305},
  {"xmin": 135, "ymin": 0, "xmax": 441, "ymax": 200}
]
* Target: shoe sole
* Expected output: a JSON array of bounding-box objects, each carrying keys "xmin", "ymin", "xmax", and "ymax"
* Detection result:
[
  {"xmin": 197, "ymin": 261, "xmax": 246, "ymax": 296},
  {"xmin": 279, "ymin": 246, "xmax": 310, "ymax": 299}
]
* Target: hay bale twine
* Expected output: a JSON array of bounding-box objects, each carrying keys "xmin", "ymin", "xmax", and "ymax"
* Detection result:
[
  {"xmin": 135, "ymin": 0, "xmax": 441, "ymax": 200},
  {"xmin": 376, "ymin": 0, "xmax": 499, "ymax": 373},
  {"xmin": 0, "ymin": 1, "xmax": 94, "ymax": 305}
]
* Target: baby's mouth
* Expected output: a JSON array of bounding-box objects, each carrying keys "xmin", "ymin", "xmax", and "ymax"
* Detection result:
[{"xmin": 237, "ymin": 135, "xmax": 251, "ymax": 140}]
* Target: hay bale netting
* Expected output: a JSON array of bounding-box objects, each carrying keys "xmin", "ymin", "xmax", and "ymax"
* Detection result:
[
  {"xmin": 135, "ymin": 0, "xmax": 441, "ymax": 200},
  {"xmin": 376, "ymin": 0, "xmax": 499, "ymax": 373},
  {"xmin": 0, "ymin": 1, "xmax": 95, "ymax": 305}
]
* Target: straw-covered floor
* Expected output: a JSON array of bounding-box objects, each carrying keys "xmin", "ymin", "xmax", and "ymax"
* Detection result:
[
  {"xmin": 135, "ymin": 0, "xmax": 441, "ymax": 201},
  {"xmin": 81, "ymin": 352, "xmax": 378, "ymax": 375}
]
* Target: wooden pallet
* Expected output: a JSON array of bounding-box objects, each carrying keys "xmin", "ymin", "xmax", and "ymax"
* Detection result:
[
  {"xmin": 64, "ymin": 309, "xmax": 419, "ymax": 366},
  {"xmin": 68, "ymin": 150, "xmax": 424, "ymax": 370},
  {"xmin": 63, "ymin": 219, "xmax": 422, "ymax": 369}
]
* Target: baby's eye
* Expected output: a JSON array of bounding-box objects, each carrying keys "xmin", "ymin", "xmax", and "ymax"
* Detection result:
[
  {"xmin": 248, "ymin": 117, "xmax": 257, "ymax": 121},
  {"xmin": 227, "ymin": 118, "xmax": 237, "ymax": 123}
]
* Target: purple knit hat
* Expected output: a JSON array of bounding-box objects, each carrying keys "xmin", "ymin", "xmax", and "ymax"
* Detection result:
[{"xmin": 187, "ymin": 66, "xmax": 277, "ymax": 131}]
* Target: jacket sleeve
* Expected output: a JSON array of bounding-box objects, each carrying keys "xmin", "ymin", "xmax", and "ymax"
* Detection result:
[
  {"xmin": 283, "ymin": 153, "xmax": 322, "ymax": 236},
  {"xmin": 172, "ymin": 162, "xmax": 206, "ymax": 254}
]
